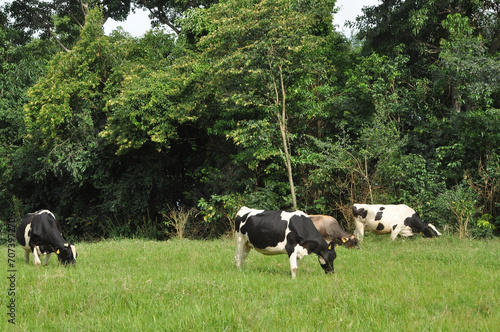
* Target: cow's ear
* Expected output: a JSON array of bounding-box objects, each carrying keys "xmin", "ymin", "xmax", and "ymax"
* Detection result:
[
  {"xmin": 328, "ymin": 242, "xmax": 334, "ymax": 250},
  {"xmin": 341, "ymin": 237, "xmax": 348, "ymax": 243}
]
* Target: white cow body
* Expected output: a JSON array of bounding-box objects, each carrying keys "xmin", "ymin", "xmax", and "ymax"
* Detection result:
[{"xmin": 353, "ymin": 204, "xmax": 441, "ymax": 241}]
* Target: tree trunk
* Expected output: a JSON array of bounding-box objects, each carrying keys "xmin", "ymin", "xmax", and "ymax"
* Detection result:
[
  {"xmin": 278, "ymin": 68, "xmax": 297, "ymax": 210},
  {"xmin": 452, "ymin": 86, "xmax": 461, "ymax": 113}
]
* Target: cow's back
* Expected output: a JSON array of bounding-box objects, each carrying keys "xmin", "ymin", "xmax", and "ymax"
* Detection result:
[
  {"xmin": 310, "ymin": 215, "xmax": 338, "ymax": 242},
  {"xmin": 287, "ymin": 212, "xmax": 327, "ymax": 246},
  {"xmin": 29, "ymin": 212, "xmax": 61, "ymax": 244}
]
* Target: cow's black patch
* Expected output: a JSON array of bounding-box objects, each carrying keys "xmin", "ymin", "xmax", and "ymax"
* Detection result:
[
  {"xmin": 422, "ymin": 226, "xmax": 439, "ymax": 238},
  {"xmin": 376, "ymin": 223, "xmax": 384, "ymax": 231},
  {"xmin": 404, "ymin": 213, "xmax": 439, "ymax": 238},
  {"xmin": 403, "ymin": 213, "xmax": 426, "ymax": 232},
  {"xmin": 375, "ymin": 211, "xmax": 383, "ymax": 221},
  {"xmin": 352, "ymin": 206, "xmax": 368, "ymax": 219},
  {"xmin": 235, "ymin": 211, "xmax": 250, "ymax": 231},
  {"xmin": 392, "ymin": 224, "xmax": 398, "ymax": 230},
  {"xmin": 239, "ymin": 211, "xmax": 288, "ymax": 249},
  {"xmin": 38, "ymin": 244, "xmax": 53, "ymax": 254},
  {"xmin": 379, "ymin": 207, "xmax": 385, "ymax": 210}
]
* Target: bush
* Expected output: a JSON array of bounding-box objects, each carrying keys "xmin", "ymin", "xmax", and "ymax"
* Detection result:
[
  {"xmin": 472, "ymin": 214, "xmax": 496, "ymax": 239},
  {"xmin": 433, "ymin": 184, "xmax": 480, "ymax": 238},
  {"xmin": 162, "ymin": 206, "xmax": 198, "ymax": 239}
]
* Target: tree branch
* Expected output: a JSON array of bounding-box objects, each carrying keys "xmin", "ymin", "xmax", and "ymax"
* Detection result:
[{"xmin": 48, "ymin": 29, "xmax": 71, "ymax": 53}]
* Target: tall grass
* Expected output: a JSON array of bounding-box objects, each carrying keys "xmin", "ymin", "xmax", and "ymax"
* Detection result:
[{"xmin": 2, "ymin": 235, "xmax": 499, "ymax": 331}]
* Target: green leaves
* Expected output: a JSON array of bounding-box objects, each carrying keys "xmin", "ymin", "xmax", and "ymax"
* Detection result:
[
  {"xmin": 23, "ymin": 8, "xmax": 110, "ymax": 182},
  {"xmin": 437, "ymin": 14, "xmax": 500, "ymax": 112},
  {"xmin": 191, "ymin": 0, "xmax": 339, "ymax": 208}
]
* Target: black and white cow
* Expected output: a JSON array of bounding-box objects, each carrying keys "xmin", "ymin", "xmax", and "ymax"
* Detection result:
[
  {"xmin": 309, "ymin": 215, "xmax": 359, "ymax": 249},
  {"xmin": 352, "ymin": 204, "xmax": 441, "ymax": 241},
  {"xmin": 234, "ymin": 207, "xmax": 336, "ymax": 278},
  {"xmin": 16, "ymin": 210, "xmax": 77, "ymax": 266}
]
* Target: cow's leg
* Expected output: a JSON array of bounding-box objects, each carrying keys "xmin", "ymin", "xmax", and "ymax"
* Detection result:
[
  {"xmin": 391, "ymin": 225, "xmax": 413, "ymax": 240},
  {"xmin": 24, "ymin": 248, "xmax": 30, "ymax": 263},
  {"xmin": 234, "ymin": 233, "xmax": 251, "ymax": 268},
  {"xmin": 354, "ymin": 218, "xmax": 365, "ymax": 241},
  {"xmin": 43, "ymin": 253, "xmax": 52, "ymax": 266},
  {"xmin": 398, "ymin": 226, "xmax": 414, "ymax": 238},
  {"xmin": 289, "ymin": 250, "xmax": 299, "ymax": 279},
  {"xmin": 288, "ymin": 245, "xmax": 307, "ymax": 279},
  {"xmin": 32, "ymin": 246, "xmax": 42, "ymax": 266}
]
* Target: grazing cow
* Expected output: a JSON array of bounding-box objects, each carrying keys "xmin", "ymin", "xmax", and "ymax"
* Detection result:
[
  {"xmin": 352, "ymin": 204, "xmax": 441, "ymax": 241},
  {"xmin": 16, "ymin": 210, "xmax": 77, "ymax": 266},
  {"xmin": 234, "ymin": 207, "xmax": 336, "ymax": 278},
  {"xmin": 309, "ymin": 215, "xmax": 359, "ymax": 249}
]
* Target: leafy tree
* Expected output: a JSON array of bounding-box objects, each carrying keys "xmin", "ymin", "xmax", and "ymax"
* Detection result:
[
  {"xmin": 133, "ymin": 0, "xmax": 218, "ymax": 35},
  {"xmin": 431, "ymin": 14, "xmax": 499, "ymax": 189},
  {"xmin": 6, "ymin": 0, "xmax": 133, "ymax": 50},
  {"xmin": 192, "ymin": 0, "xmax": 338, "ymax": 210},
  {"xmin": 2, "ymin": 0, "xmax": 498, "ymax": 239},
  {"xmin": 0, "ymin": 6, "xmax": 57, "ymax": 219},
  {"xmin": 23, "ymin": 7, "xmax": 112, "ymax": 182},
  {"xmin": 101, "ymin": 28, "xmax": 189, "ymax": 154},
  {"xmin": 9, "ymin": 7, "xmax": 120, "ymax": 230},
  {"xmin": 17, "ymin": 7, "xmax": 189, "ymax": 227},
  {"xmin": 353, "ymin": 0, "xmax": 499, "ymax": 73},
  {"xmin": 436, "ymin": 14, "xmax": 500, "ymax": 113}
]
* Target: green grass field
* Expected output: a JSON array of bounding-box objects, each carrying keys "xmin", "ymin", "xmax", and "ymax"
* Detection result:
[{"xmin": 2, "ymin": 235, "xmax": 499, "ymax": 331}]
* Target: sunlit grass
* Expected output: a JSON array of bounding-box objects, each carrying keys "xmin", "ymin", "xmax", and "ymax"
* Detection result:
[{"xmin": 2, "ymin": 235, "xmax": 499, "ymax": 331}]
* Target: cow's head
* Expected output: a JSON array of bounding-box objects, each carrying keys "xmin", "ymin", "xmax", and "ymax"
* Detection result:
[
  {"xmin": 56, "ymin": 243, "xmax": 77, "ymax": 265},
  {"xmin": 341, "ymin": 235, "xmax": 360, "ymax": 249},
  {"xmin": 422, "ymin": 224, "xmax": 441, "ymax": 238},
  {"xmin": 318, "ymin": 242, "xmax": 336, "ymax": 274}
]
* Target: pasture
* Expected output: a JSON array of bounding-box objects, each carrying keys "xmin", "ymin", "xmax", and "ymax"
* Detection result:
[{"xmin": 2, "ymin": 235, "xmax": 499, "ymax": 331}]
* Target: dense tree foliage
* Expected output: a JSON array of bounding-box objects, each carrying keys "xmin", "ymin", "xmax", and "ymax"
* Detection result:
[{"xmin": 1, "ymin": 0, "xmax": 498, "ymax": 241}]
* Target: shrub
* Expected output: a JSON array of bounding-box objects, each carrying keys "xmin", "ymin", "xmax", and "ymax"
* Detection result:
[
  {"xmin": 163, "ymin": 206, "xmax": 198, "ymax": 239},
  {"xmin": 435, "ymin": 184, "xmax": 480, "ymax": 238},
  {"xmin": 472, "ymin": 214, "xmax": 496, "ymax": 239}
]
